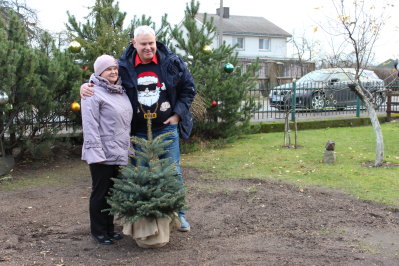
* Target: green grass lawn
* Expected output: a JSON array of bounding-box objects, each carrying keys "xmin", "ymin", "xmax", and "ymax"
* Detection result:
[{"xmin": 182, "ymin": 122, "xmax": 399, "ymax": 206}]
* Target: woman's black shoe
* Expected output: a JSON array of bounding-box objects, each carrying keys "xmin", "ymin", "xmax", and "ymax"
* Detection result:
[
  {"xmin": 92, "ymin": 234, "xmax": 114, "ymax": 245},
  {"xmin": 108, "ymin": 232, "xmax": 123, "ymax": 240}
]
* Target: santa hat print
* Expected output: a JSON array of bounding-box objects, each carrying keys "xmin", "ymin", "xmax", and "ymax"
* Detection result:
[{"xmin": 137, "ymin": 72, "xmax": 162, "ymax": 87}]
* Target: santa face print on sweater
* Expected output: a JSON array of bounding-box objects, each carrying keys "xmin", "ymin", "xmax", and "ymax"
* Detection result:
[{"xmin": 137, "ymin": 71, "xmax": 166, "ymax": 107}]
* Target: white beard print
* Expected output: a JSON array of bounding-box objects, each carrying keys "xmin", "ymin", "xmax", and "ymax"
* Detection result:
[
  {"xmin": 137, "ymin": 74, "xmax": 161, "ymax": 107},
  {"xmin": 138, "ymin": 87, "xmax": 160, "ymax": 107}
]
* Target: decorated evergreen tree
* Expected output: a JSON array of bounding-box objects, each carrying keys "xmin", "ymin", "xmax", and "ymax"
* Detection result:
[
  {"xmin": 67, "ymin": 0, "xmax": 170, "ymax": 75},
  {"xmin": 66, "ymin": 0, "xmax": 129, "ymax": 70},
  {"xmin": 0, "ymin": 9, "xmax": 82, "ymax": 158},
  {"xmin": 170, "ymin": 0, "xmax": 260, "ymax": 139},
  {"xmin": 106, "ymin": 118, "xmax": 186, "ymax": 223}
]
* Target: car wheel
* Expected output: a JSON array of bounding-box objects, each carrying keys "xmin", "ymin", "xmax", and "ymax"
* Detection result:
[{"xmin": 310, "ymin": 92, "xmax": 325, "ymax": 110}]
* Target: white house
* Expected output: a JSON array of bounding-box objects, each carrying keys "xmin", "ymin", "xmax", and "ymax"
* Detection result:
[
  {"xmin": 173, "ymin": 8, "xmax": 312, "ymax": 83},
  {"xmin": 196, "ymin": 7, "xmax": 292, "ymax": 59}
]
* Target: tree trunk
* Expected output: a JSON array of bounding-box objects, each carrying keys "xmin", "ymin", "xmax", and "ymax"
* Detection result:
[
  {"xmin": 365, "ymin": 100, "xmax": 384, "ymax": 167},
  {"xmin": 355, "ymin": 85, "xmax": 384, "ymax": 167},
  {"xmin": 283, "ymin": 114, "xmax": 288, "ymax": 146},
  {"xmin": 294, "ymin": 119, "xmax": 298, "ymax": 148}
]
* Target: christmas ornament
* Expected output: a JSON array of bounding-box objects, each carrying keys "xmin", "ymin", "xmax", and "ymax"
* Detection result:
[
  {"xmin": 68, "ymin": 40, "xmax": 81, "ymax": 53},
  {"xmin": 70, "ymin": 101, "xmax": 81, "ymax": 112},
  {"xmin": 211, "ymin": 100, "xmax": 217, "ymax": 108},
  {"xmin": 223, "ymin": 63, "xmax": 234, "ymax": 73},
  {"xmin": 202, "ymin": 45, "xmax": 212, "ymax": 55},
  {"xmin": 83, "ymin": 66, "xmax": 88, "ymax": 71}
]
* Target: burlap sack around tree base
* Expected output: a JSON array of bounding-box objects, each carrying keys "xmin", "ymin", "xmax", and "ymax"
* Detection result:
[{"xmin": 122, "ymin": 214, "xmax": 180, "ymax": 248}]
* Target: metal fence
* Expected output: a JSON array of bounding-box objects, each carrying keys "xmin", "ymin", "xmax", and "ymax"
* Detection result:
[
  {"xmin": 7, "ymin": 80, "xmax": 399, "ymax": 136},
  {"xmin": 0, "ymin": 111, "xmax": 81, "ymax": 139},
  {"xmin": 249, "ymin": 81, "xmax": 399, "ymax": 122}
]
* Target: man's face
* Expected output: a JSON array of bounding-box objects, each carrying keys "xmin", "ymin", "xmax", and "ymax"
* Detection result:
[{"xmin": 133, "ymin": 33, "xmax": 157, "ymax": 64}]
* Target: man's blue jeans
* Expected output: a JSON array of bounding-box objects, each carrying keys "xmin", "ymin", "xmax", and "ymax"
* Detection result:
[{"xmin": 135, "ymin": 124, "xmax": 185, "ymax": 216}]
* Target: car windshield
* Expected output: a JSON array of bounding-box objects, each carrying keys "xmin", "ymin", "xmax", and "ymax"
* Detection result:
[
  {"xmin": 297, "ymin": 71, "xmax": 331, "ymax": 83},
  {"xmin": 290, "ymin": 68, "xmax": 382, "ymax": 87},
  {"xmin": 361, "ymin": 70, "xmax": 380, "ymax": 80}
]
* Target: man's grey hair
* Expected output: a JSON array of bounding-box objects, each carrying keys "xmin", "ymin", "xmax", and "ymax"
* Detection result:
[{"xmin": 134, "ymin": 25, "xmax": 156, "ymax": 39}]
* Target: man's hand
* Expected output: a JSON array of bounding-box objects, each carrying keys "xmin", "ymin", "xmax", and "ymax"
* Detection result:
[
  {"xmin": 163, "ymin": 114, "xmax": 181, "ymax": 125},
  {"xmin": 80, "ymin": 83, "xmax": 95, "ymax": 99}
]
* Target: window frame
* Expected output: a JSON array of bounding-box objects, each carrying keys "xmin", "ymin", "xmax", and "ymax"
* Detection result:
[
  {"xmin": 232, "ymin": 37, "xmax": 245, "ymax": 50},
  {"xmin": 259, "ymin": 38, "xmax": 271, "ymax": 51}
]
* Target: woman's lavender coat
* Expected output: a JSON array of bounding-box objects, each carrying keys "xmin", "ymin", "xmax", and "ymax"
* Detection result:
[{"xmin": 81, "ymin": 74, "xmax": 133, "ymax": 165}]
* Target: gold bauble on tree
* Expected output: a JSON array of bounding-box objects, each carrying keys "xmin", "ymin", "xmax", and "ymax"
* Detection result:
[
  {"xmin": 202, "ymin": 45, "xmax": 212, "ymax": 55},
  {"xmin": 68, "ymin": 40, "xmax": 81, "ymax": 53},
  {"xmin": 70, "ymin": 101, "xmax": 81, "ymax": 112}
]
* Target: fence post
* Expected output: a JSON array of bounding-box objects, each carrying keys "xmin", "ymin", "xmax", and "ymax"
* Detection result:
[
  {"xmin": 291, "ymin": 79, "xmax": 296, "ymax": 121},
  {"xmin": 356, "ymin": 96, "xmax": 360, "ymax": 117}
]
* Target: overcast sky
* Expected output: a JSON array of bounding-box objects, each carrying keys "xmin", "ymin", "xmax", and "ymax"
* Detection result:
[{"xmin": 25, "ymin": 0, "xmax": 399, "ymax": 64}]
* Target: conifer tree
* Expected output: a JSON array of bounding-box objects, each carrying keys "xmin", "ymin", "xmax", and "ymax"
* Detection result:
[
  {"xmin": 170, "ymin": 0, "xmax": 260, "ymax": 139},
  {"xmin": 67, "ymin": 0, "xmax": 171, "ymax": 74},
  {"xmin": 0, "ymin": 9, "xmax": 82, "ymax": 157},
  {"xmin": 67, "ymin": 0, "xmax": 129, "ymax": 69},
  {"xmin": 106, "ymin": 119, "xmax": 186, "ymax": 223},
  {"xmin": 0, "ymin": 11, "xmax": 39, "ymax": 152}
]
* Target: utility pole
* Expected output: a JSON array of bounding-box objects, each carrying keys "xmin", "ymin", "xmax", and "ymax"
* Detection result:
[{"xmin": 219, "ymin": 0, "xmax": 223, "ymax": 47}]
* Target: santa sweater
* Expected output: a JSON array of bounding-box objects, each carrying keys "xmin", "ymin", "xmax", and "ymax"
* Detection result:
[{"xmin": 135, "ymin": 62, "xmax": 172, "ymax": 132}]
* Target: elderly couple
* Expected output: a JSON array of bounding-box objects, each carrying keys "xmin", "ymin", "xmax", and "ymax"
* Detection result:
[{"xmin": 80, "ymin": 25, "xmax": 196, "ymax": 245}]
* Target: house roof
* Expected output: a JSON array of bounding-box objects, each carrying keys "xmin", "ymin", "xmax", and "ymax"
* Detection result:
[
  {"xmin": 196, "ymin": 13, "xmax": 292, "ymax": 38},
  {"xmin": 376, "ymin": 59, "xmax": 397, "ymax": 68}
]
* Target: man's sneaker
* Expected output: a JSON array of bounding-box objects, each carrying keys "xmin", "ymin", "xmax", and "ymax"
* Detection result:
[{"xmin": 178, "ymin": 214, "xmax": 191, "ymax": 232}]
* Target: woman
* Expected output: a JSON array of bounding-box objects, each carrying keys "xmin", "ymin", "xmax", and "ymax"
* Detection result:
[{"xmin": 81, "ymin": 54, "xmax": 133, "ymax": 245}]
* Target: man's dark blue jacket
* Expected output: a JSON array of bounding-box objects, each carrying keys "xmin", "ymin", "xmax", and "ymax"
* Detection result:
[{"xmin": 118, "ymin": 41, "xmax": 196, "ymax": 140}]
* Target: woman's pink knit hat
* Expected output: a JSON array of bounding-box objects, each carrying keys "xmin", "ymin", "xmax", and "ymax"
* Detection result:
[{"xmin": 94, "ymin": 55, "xmax": 118, "ymax": 76}]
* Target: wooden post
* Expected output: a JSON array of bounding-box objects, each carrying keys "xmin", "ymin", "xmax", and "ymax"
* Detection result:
[{"xmin": 386, "ymin": 91, "xmax": 392, "ymax": 121}]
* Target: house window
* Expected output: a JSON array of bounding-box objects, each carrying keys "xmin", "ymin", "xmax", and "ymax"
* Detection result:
[
  {"xmin": 232, "ymin": 37, "xmax": 244, "ymax": 50},
  {"xmin": 259, "ymin": 38, "xmax": 271, "ymax": 51}
]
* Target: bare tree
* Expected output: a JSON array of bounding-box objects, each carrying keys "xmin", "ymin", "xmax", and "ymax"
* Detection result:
[
  {"xmin": 282, "ymin": 92, "xmax": 298, "ymax": 149},
  {"xmin": 290, "ymin": 31, "xmax": 320, "ymax": 75},
  {"xmin": 1, "ymin": 0, "xmax": 41, "ymax": 42},
  {"xmin": 321, "ymin": 0, "xmax": 392, "ymax": 166}
]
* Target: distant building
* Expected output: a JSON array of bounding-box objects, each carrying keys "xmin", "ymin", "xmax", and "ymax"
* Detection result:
[
  {"xmin": 196, "ymin": 8, "xmax": 314, "ymax": 85},
  {"xmin": 196, "ymin": 7, "xmax": 292, "ymax": 59},
  {"xmin": 174, "ymin": 7, "xmax": 314, "ymax": 86}
]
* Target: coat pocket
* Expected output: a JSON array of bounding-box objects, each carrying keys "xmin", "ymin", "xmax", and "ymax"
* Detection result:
[{"xmin": 102, "ymin": 139, "xmax": 130, "ymax": 161}]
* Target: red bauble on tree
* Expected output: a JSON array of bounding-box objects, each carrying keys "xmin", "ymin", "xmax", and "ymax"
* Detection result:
[{"xmin": 211, "ymin": 100, "xmax": 217, "ymax": 108}]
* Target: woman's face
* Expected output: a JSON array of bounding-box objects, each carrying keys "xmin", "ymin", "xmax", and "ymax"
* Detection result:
[{"xmin": 100, "ymin": 66, "xmax": 118, "ymax": 84}]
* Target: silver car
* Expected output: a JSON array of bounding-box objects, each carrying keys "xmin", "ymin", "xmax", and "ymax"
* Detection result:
[{"xmin": 269, "ymin": 68, "xmax": 385, "ymax": 110}]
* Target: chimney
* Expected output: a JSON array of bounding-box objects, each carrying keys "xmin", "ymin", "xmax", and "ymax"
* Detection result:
[{"xmin": 216, "ymin": 7, "xmax": 230, "ymax": 18}]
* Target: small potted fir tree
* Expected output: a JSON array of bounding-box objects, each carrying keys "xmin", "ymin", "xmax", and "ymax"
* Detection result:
[{"xmin": 106, "ymin": 119, "xmax": 186, "ymax": 248}]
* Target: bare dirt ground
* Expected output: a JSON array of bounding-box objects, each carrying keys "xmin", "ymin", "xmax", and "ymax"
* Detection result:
[{"xmin": 1, "ymin": 153, "xmax": 399, "ymax": 266}]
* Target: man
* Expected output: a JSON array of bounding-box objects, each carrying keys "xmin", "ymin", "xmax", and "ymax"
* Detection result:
[{"xmin": 81, "ymin": 25, "xmax": 196, "ymax": 232}]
